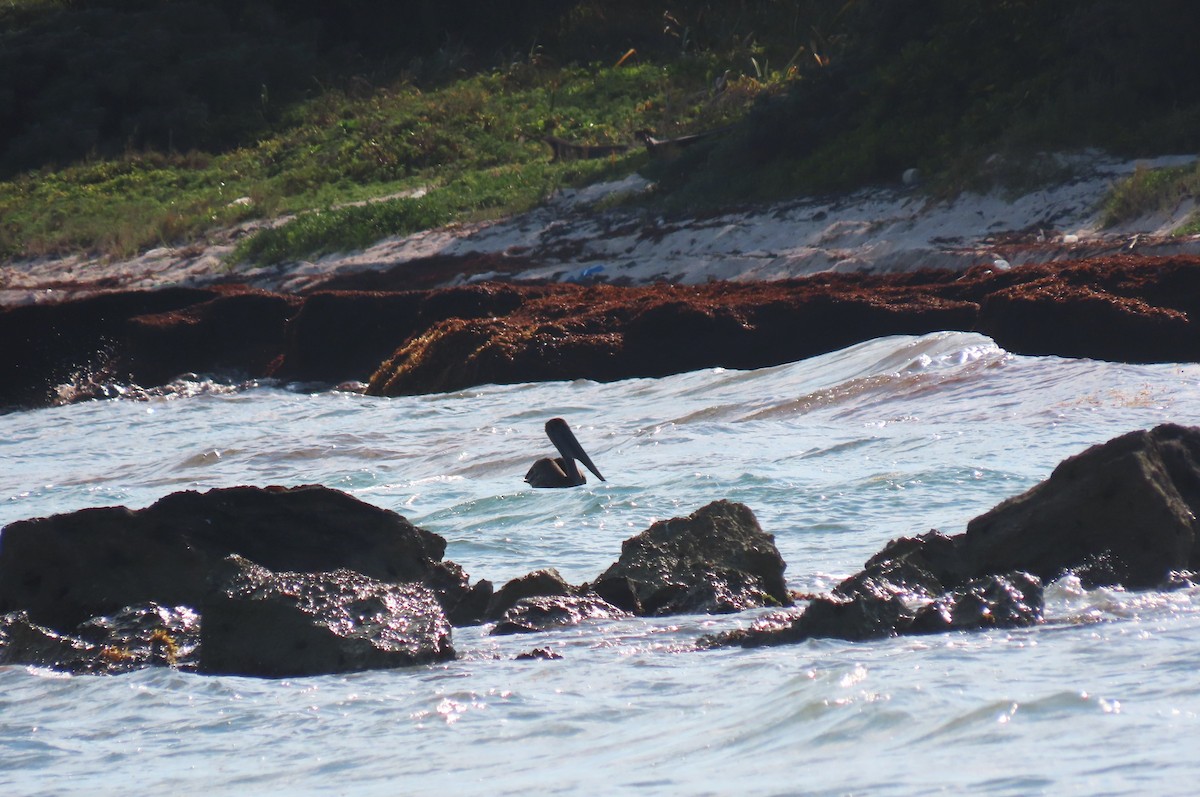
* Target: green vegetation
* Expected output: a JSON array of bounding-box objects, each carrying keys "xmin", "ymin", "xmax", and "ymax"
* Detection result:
[
  {"xmin": 0, "ymin": 60, "xmax": 775, "ymax": 262},
  {"xmin": 3, "ymin": 1, "xmax": 1199, "ymax": 264},
  {"xmin": 1102, "ymin": 162, "xmax": 1200, "ymax": 234},
  {"xmin": 653, "ymin": 0, "xmax": 1200, "ymax": 206}
]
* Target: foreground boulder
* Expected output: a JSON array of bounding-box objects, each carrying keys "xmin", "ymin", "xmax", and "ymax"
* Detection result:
[
  {"xmin": 0, "ymin": 484, "xmax": 471, "ymax": 631},
  {"xmin": 200, "ymin": 556, "xmax": 454, "ymax": 677},
  {"xmin": 593, "ymin": 500, "xmax": 792, "ymax": 615}
]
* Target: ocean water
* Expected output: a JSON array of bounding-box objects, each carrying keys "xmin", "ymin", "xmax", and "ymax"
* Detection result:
[{"xmin": 3, "ymin": 331, "xmax": 1200, "ymax": 796}]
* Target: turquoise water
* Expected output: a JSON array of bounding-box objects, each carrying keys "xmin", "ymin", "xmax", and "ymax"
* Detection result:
[{"xmin": 3, "ymin": 332, "xmax": 1200, "ymax": 796}]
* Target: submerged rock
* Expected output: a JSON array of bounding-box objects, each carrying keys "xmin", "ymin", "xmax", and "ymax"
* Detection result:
[
  {"xmin": 0, "ymin": 484, "xmax": 470, "ymax": 631},
  {"xmin": 491, "ymin": 595, "xmax": 627, "ymax": 636},
  {"xmin": 0, "ymin": 612, "xmax": 103, "ymax": 673},
  {"xmin": 200, "ymin": 556, "xmax": 454, "ymax": 677},
  {"xmin": 0, "ymin": 602, "xmax": 199, "ymax": 675},
  {"xmin": 712, "ymin": 571, "xmax": 1044, "ymax": 649},
  {"xmin": 514, "ymin": 647, "xmax": 564, "ymax": 660},
  {"xmin": 594, "ymin": 500, "xmax": 791, "ymax": 616},
  {"xmin": 485, "ymin": 568, "xmax": 574, "ymax": 621},
  {"xmin": 908, "ymin": 572, "xmax": 1043, "ymax": 635}
]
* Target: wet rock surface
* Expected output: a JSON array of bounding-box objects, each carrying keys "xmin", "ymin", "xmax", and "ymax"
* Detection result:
[
  {"xmin": 594, "ymin": 500, "xmax": 792, "ymax": 615},
  {"xmin": 3, "ymin": 425, "xmax": 1200, "ymax": 671},
  {"xmin": 956, "ymin": 423, "xmax": 1200, "ymax": 588},
  {"xmin": 712, "ymin": 423, "xmax": 1200, "ymax": 649},
  {"xmin": 907, "ymin": 572, "xmax": 1044, "ymax": 635},
  {"xmin": 3, "ymin": 254, "xmax": 1199, "ymax": 411},
  {"xmin": 485, "ymin": 568, "xmax": 574, "ymax": 622},
  {"xmin": 200, "ymin": 556, "xmax": 454, "ymax": 677},
  {"xmin": 1, "ymin": 603, "xmax": 199, "ymax": 675},
  {"xmin": 491, "ymin": 595, "xmax": 628, "ymax": 636},
  {"xmin": 0, "ymin": 484, "xmax": 469, "ymax": 631}
]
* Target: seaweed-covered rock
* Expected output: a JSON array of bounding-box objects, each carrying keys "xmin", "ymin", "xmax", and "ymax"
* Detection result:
[
  {"xmin": 595, "ymin": 500, "xmax": 791, "ymax": 616},
  {"xmin": 200, "ymin": 556, "xmax": 454, "ymax": 678},
  {"xmin": 0, "ymin": 602, "xmax": 198, "ymax": 674},
  {"xmin": 0, "ymin": 484, "xmax": 470, "ymax": 631}
]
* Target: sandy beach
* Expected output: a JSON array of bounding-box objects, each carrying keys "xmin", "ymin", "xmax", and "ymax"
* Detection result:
[{"xmin": 3, "ymin": 153, "xmax": 1197, "ymax": 307}]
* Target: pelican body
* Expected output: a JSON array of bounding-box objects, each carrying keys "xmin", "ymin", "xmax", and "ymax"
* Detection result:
[{"xmin": 525, "ymin": 418, "xmax": 606, "ymax": 488}]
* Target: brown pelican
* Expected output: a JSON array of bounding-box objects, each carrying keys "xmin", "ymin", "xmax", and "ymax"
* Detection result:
[{"xmin": 524, "ymin": 418, "xmax": 606, "ymax": 488}]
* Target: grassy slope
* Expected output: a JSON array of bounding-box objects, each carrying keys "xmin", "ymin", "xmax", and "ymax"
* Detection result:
[{"xmin": 2, "ymin": 0, "xmax": 1199, "ymax": 265}]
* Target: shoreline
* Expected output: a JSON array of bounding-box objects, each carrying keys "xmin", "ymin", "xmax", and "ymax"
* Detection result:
[{"xmin": 3, "ymin": 153, "xmax": 1198, "ymax": 307}]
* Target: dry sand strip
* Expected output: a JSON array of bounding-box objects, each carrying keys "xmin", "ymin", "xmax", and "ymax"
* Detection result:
[{"xmin": 2, "ymin": 153, "xmax": 1197, "ymax": 307}]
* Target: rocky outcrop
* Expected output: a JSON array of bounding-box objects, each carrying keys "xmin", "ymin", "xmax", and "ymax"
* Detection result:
[
  {"xmin": 714, "ymin": 423, "xmax": 1200, "ymax": 648},
  {"xmin": 0, "ymin": 484, "xmax": 471, "ymax": 631},
  {"xmin": 907, "ymin": 572, "xmax": 1044, "ymax": 635},
  {"xmin": 200, "ymin": 556, "xmax": 454, "ymax": 677},
  {"xmin": 594, "ymin": 500, "xmax": 791, "ymax": 615},
  {"xmin": 4, "ymin": 425, "xmax": 1200, "ymax": 669},
  {"xmin": 476, "ymin": 503, "xmax": 791, "ymax": 636},
  {"xmin": 0, "ymin": 286, "xmax": 220, "ymax": 408},
  {"xmin": 123, "ymin": 289, "xmax": 300, "ymax": 388},
  {"xmin": 956, "ymin": 423, "xmax": 1200, "ymax": 588},
  {"xmin": 4, "ymin": 254, "xmax": 1200, "ymax": 411},
  {"xmin": 367, "ymin": 255, "xmax": 1200, "ymax": 396}
]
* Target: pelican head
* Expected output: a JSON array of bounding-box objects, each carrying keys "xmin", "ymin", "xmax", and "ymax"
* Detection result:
[{"xmin": 524, "ymin": 418, "xmax": 606, "ymax": 489}]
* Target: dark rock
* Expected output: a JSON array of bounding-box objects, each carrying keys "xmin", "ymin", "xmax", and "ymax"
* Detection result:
[
  {"xmin": 514, "ymin": 647, "xmax": 563, "ymax": 660},
  {"xmin": 977, "ymin": 272, "xmax": 1198, "ymax": 363},
  {"xmin": 491, "ymin": 595, "xmax": 627, "ymax": 636},
  {"xmin": 0, "ymin": 611, "xmax": 101, "ymax": 673},
  {"xmin": 447, "ymin": 579, "xmax": 494, "ymax": 627},
  {"xmin": 793, "ymin": 593, "xmax": 913, "ymax": 642},
  {"xmin": 123, "ymin": 290, "xmax": 300, "ymax": 387},
  {"xmin": 594, "ymin": 500, "xmax": 791, "ymax": 616},
  {"xmin": 271, "ymin": 291, "xmax": 424, "ymax": 383},
  {"xmin": 857, "ymin": 531, "xmax": 968, "ymax": 590},
  {"xmin": 200, "ymin": 556, "xmax": 454, "ymax": 678},
  {"xmin": 0, "ymin": 602, "xmax": 201, "ymax": 675},
  {"xmin": 485, "ymin": 568, "xmax": 573, "ymax": 621},
  {"xmin": 908, "ymin": 572, "xmax": 1043, "ymax": 634},
  {"xmin": 0, "ymin": 484, "xmax": 470, "ymax": 631},
  {"xmin": 710, "ymin": 592, "xmax": 912, "ymax": 649},
  {"xmin": 957, "ymin": 423, "xmax": 1200, "ymax": 588},
  {"xmin": 702, "ymin": 609, "xmax": 810, "ymax": 649},
  {"xmin": 0, "ymin": 287, "xmax": 219, "ymax": 409},
  {"xmin": 8, "ymin": 254, "xmax": 1200, "ymax": 412},
  {"xmin": 74, "ymin": 602, "xmax": 201, "ymax": 670},
  {"xmin": 585, "ymin": 575, "xmax": 643, "ymax": 615}
]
